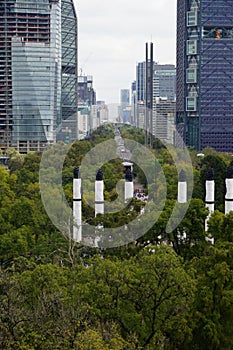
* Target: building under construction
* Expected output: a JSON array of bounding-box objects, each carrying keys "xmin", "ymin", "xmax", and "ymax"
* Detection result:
[{"xmin": 0, "ymin": 0, "xmax": 77, "ymax": 153}]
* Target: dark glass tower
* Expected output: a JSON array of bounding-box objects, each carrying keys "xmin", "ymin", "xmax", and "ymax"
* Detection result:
[
  {"xmin": 176, "ymin": 0, "xmax": 233, "ymax": 152},
  {"xmin": 60, "ymin": 0, "xmax": 78, "ymax": 140}
]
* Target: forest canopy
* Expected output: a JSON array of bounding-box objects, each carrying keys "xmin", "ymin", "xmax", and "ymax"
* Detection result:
[{"xmin": 0, "ymin": 125, "xmax": 233, "ymax": 349}]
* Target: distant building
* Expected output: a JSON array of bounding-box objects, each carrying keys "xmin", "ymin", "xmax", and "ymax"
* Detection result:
[
  {"xmin": 120, "ymin": 89, "xmax": 130, "ymax": 106},
  {"xmin": 92, "ymin": 102, "xmax": 109, "ymax": 129},
  {"xmin": 119, "ymin": 89, "xmax": 131, "ymax": 123},
  {"xmin": 135, "ymin": 60, "xmax": 154, "ymax": 130},
  {"xmin": 135, "ymin": 60, "xmax": 176, "ymax": 137},
  {"xmin": 136, "ymin": 102, "xmax": 145, "ymax": 130},
  {"xmin": 176, "ymin": 0, "xmax": 233, "ymax": 152},
  {"xmin": 136, "ymin": 61, "xmax": 154, "ymax": 104},
  {"xmin": 131, "ymin": 81, "xmax": 137, "ymax": 126},
  {"xmin": 78, "ymin": 75, "xmax": 96, "ymax": 106},
  {"xmin": 152, "ymin": 98, "xmax": 175, "ymax": 144},
  {"xmin": 77, "ymin": 105, "xmax": 91, "ymax": 140},
  {"xmin": 122, "ymin": 107, "xmax": 131, "ymax": 124},
  {"xmin": 153, "ymin": 64, "xmax": 176, "ymax": 101}
]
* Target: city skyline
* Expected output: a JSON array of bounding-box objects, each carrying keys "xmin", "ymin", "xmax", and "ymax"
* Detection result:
[{"xmin": 77, "ymin": 0, "xmax": 176, "ymax": 103}]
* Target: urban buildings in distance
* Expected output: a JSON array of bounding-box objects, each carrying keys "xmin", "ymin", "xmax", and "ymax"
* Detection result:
[
  {"xmin": 0, "ymin": 0, "xmax": 78, "ymax": 153},
  {"xmin": 119, "ymin": 89, "xmax": 131, "ymax": 124},
  {"xmin": 176, "ymin": 0, "xmax": 233, "ymax": 152},
  {"xmin": 77, "ymin": 75, "xmax": 109, "ymax": 139},
  {"xmin": 59, "ymin": 0, "xmax": 78, "ymax": 143},
  {"xmin": 132, "ymin": 54, "xmax": 176, "ymax": 144}
]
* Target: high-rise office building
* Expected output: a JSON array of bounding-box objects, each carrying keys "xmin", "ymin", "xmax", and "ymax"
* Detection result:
[
  {"xmin": 153, "ymin": 64, "xmax": 176, "ymax": 101},
  {"xmin": 78, "ymin": 75, "xmax": 96, "ymax": 106},
  {"xmin": 152, "ymin": 97, "xmax": 176, "ymax": 144},
  {"xmin": 0, "ymin": 0, "xmax": 77, "ymax": 153},
  {"xmin": 131, "ymin": 81, "xmax": 137, "ymax": 126},
  {"xmin": 176, "ymin": 0, "xmax": 233, "ymax": 152},
  {"xmin": 136, "ymin": 59, "xmax": 154, "ymax": 130},
  {"xmin": 119, "ymin": 89, "xmax": 130, "ymax": 123},
  {"xmin": 120, "ymin": 89, "xmax": 130, "ymax": 106},
  {"xmin": 61, "ymin": 0, "xmax": 78, "ymax": 127},
  {"xmin": 136, "ymin": 61, "xmax": 154, "ymax": 105}
]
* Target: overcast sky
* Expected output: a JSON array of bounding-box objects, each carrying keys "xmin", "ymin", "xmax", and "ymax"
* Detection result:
[{"xmin": 76, "ymin": 0, "xmax": 176, "ymax": 104}]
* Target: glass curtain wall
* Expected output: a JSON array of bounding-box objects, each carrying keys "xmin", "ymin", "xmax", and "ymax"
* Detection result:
[
  {"xmin": 0, "ymin": 0, "xmax": 61, "ymax": 153},
  {"xmin": 60, "ymin": 0, "xmax": 78, "ymax": 142}
]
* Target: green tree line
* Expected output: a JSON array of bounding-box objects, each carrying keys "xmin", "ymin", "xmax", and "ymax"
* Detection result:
[{"xmin": 0, "ymin": 125, "xmax": 232, "ymax": 349}]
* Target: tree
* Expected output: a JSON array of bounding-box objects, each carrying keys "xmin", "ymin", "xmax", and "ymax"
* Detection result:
[
  {"xmin": 189, "ymin": 242, "xmax": 233, "ymax": 350},
  {"xmin": 200, "ymin": 154, "xmax": 227, "ymax": 211},
  {"xmin": 87, "ymin": 247, "xmax": 195, "ymax": 349}
]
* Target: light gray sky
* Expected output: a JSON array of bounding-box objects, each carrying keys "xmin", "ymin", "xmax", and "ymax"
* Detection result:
[{"xmin": 76, "ymin": 0, "xmax": 176, "ymax": 104}]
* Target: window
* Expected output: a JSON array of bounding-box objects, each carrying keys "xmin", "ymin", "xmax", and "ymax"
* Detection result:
[
  {"xmin": 186, "ymin": 97, "xmax": 197, "ymax": 111},
  {"xmin": 186, "ymin": 68, "xmax": 197, "ymax": 83},
  {"xmin": 187, "ymin": 11, "xmax": 197, "ymax": 26},
  {"xmin": 203, "ymin": 26, "xmax": 233, "ymax": 39},
  {"xmin": 187, "ymin": 40, "xmax": 197, "ymax": 55}
]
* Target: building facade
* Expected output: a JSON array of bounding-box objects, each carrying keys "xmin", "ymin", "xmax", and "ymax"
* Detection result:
[
  {"xmin": 135, "ymin": 60, "xmax": 154, "ymax": 131},
  {"xmin": 0, "ymin": 0, "xmax": 78, "ymax": 153},
  {"xmin": 61, "ymin": 0, "xmax": 78, "ymax": 128},
  {"xmin": 153, "ymin": 64, "xmax": 176, "ymax": 101},
  {"xmin": 131, "ymin": 81, "xmax": 137, "ymax": 125},
  {"xmin": 135, "ymin": 60, "xmax": 176, "ymax": 137},
  {"xmin": 176, "ymin": 0, "xmax": 233, "ymax": 152},
  {"xmin": 78, "ymin": 75, "xmax": 96, "ymax": 106},
  {"xmin": 152, "ymin": 98, "xmax": 175, "ymax": 144},
  {"xmin": 120, "ymin": 89, "xmax": 130, "ymax": 106},
  {"xmin": 119, "ymin": 89, "xmax": 130, "ymax": 123}
]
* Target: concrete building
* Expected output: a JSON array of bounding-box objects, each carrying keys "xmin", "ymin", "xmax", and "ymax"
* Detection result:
[
  {"xmin": 152, "ymin": 97, "xmax": 175, "ymax": 144},
  {"xmin": 77, "ymin": 105, "xmax": 91, "ymax": 140}
]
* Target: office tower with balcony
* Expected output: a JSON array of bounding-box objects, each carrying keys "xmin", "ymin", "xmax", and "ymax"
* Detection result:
[
  {"xmin": 176, "ymin": 0, "xmax": 233, "ymax": 152},
  {"xmin": 0, "ymin": 0, "xmax": 78, "ymax": 153}
]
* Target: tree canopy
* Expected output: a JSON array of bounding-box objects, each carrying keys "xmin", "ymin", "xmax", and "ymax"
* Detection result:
[{"xmin": 0, "ymin": 125, "xmax": 233, "ymax": 349}]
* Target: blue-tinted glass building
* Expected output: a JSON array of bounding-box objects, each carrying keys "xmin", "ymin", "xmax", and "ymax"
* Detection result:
[
  {"xmin": 61, "ymin": 0, "xmax": 78, "ymax": 124},
  {"xmin": 176, "ymin": 0, "xmax": 233, "ymax": 152},
  {"xmin": 0, "ymin": 0, "xmax": 78, "ymax": 153},
  {"xmin": 153, "ymin": 64, "xmax": 176, "ymax": 101}
]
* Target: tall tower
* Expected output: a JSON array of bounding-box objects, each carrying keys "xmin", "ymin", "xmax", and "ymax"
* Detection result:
[
  {"xmin": 153, "ymin": 64, "xmax": 176, "ymax": 101},
  {"xmin": 0, "ymin": 0, "xmax": 62, "ymax": 153},
  {"xmin": 60, "ymin": 0, "xmax": 78, "ymax": 140},
  {"xmin": 176, "ymin": 0, "xmax": 233, "ymax": 152},
  {"xmin": 0, "ymin": 0, "xmax": 78, "ymax": 153},
  {"xmin": 136, "ymin": 43, "xmax": 154, "ymax": 144}
]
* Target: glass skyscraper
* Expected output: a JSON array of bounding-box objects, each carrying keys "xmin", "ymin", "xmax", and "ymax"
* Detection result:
[
  {"xmin": 61, "ymin": 0, "xmax": 77, "ymax": 123},
  {"xmin": 0, "ymin": 0, "xmax": 78, "ymax": 153},
  {"xmin": 176, "ymin": 0, "xmax": 233, "ymax": 152},
  {"xmin": 153, "ymin": 64, "xmax": 176, "ymax": 101}
]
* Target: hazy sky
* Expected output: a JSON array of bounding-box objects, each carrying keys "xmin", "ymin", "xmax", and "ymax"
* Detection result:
[{"xmin": 76, "ymin": 0, "xmax": 176, "ymax": 104}]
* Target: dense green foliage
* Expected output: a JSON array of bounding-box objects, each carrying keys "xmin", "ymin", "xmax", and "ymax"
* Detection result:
[{"xmin": 0, "ymin": 125, "xmax": 233, "ymax": 349}]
